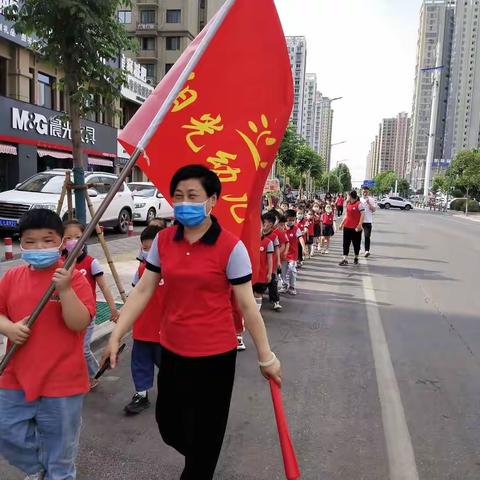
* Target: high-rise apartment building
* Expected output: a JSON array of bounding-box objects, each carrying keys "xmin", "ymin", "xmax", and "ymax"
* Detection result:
[
  {"xmin": 406, "ymin": 0, "xmax": 455, "ymax": 191},
  {"xmin": 286, "ymin": 36, "xmax": 307, "ymax": 135},
  {"xmin": 302, "ymin": 73, "xmax": 317, "ymax": 148},
  {"xmin": 317, "ymin": 96, "xmax": 334, "ymax": 171},
  {"xmin": 119, "ymin": 1, "xmax": 225, "ymax": 86},
  {"xmin": 394, "ymin": 112, "xmax": 411, "ymax": 178},
  {"xmin": 443, "ymin": 0, "xmax": 480, "ymax": 161},
  {"xmin": 368, "ymin": 113, "xmax": 410, "ymax": 178}
]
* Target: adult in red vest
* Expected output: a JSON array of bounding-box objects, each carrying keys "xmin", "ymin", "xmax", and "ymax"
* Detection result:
[
  {"xmin": 335, "ymin": 193, "xmax": 345, "ymax": 217},
  {"xmin": 338, "ymin": 190, "xmax": 365, "ymax": 266},
  {"xmin": 103, "ymin": 165, "xmax": 282, "ymax": 480}
]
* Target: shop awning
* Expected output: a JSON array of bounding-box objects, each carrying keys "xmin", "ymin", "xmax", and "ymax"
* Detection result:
[
  {"xmin": 88, "ymin": 157, "xmax": 114, "ymax": 167},
  {"xmin": 38, "ymin": 149, "xmax": 73, "ymax": 159},
  {"xmin": 0, "ymin": 144, "xmax": 17, "ymax": 155}
]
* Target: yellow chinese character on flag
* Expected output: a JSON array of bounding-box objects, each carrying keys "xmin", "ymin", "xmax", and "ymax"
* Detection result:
[
  {"xmin": 183, "ymin": 114, "xmax": 224, "ymax": 153},
  {"xmin": 172, "ymin": 73, "xmax": 198, "ymax": 113},
  {"xmin": 222, "ymin": 193, "xmax": 248, "ymax": 224},
  {"xmin": 207, "ymin": 151, "xmax": 240, "ymax": 183},
  {"xmin": 236, "ymin": 114, "xmax": 277, "ymax": 170}
]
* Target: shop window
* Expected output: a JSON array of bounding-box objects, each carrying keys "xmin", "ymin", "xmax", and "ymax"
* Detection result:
[
  {"xmin": 38, "ymin": 72, "xmax": 54, "ymax": 109},
  {"xmin": 0, "ymin": 57, "xmax": 6, "ymax": 97}
]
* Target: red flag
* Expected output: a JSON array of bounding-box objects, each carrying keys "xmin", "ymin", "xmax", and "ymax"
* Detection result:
[
  {"xmin": 118, "ymin": 0, "xmax": 293, "ymax": 278},
  {"xmin": 269, "ymin": 379, "xmax": 301, "ymax": 479}
]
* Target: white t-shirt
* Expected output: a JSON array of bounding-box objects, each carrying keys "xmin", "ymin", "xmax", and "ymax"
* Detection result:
[{"xmin": 360, "ymin": 196, "xmax": 376, "ymax": 223}]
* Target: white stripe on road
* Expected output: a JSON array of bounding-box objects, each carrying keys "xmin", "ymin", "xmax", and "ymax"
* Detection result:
[{"xmin": 362, "ymin": 272, "xmax": 420, "ymax": 480}]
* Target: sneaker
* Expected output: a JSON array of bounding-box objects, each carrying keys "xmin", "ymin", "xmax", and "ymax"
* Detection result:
[
  {"xmin": 365, "ymin": 251, "xmax": 370, "ymax": 258},
  {"xmin": 339, "ymin": 259, "xmax": 348, "ymax": 266},
  {"xmin": 24, "ymin": 474, "xmax": 45, "ymax": 480},
  {"xmin": 325, "ymin": 249, "xmax": 329, "ymax": 254},
  {"xmin": 237, "ymin": 335, "xmax": 246, "ymax": 351},
  {"xmin": 124, "ymin": 393, "xmax": 150, "ymax": 415},
  {"xmin": 354, "ymin": 257, "xmax": 359, "ymax": 265},
  {"xmin": 273, "ymin": 302, "xmax": 283, "ymax": 311},
  {"xmin": 279, "ymin": 286, "xmax": 288, "ymax": 294},
  {"xmin": 288, "ymin": 288, "xmax": 297, "ymax": 296}
]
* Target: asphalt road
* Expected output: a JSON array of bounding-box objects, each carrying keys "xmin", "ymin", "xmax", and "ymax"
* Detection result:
[{"xmin": 1, "ymin": 209, "xmax": 480, "ymax": 479}]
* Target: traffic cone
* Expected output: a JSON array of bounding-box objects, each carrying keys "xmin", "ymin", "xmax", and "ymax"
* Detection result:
[
  {"xmin": 3, "ymin": 237, "xmax": 13, "ymax": 261},
  {"xmin": 128, "ymin": 221, "xmax": 134, "ymax": 237}
]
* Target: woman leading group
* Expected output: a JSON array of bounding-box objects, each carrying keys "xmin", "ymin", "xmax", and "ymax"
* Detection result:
[{"xmin": 103, "ymin": 165, "xmax": 282, "ymax": 480}]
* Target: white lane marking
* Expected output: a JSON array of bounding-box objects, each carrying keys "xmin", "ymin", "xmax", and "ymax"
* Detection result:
[{"xmin": 362, "ymin": 272, "xmax": 420, "ymax": 480}]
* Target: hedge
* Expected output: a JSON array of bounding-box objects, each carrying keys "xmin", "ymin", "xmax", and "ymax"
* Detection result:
[{"xmin": 450, "ymin": 199, "xmax": 480, "ymax": 212}]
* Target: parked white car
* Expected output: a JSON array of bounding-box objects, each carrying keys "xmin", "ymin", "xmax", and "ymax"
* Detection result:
[
  {"xmin": 378, "ymin": 196, "xmax": 413, "ymax": 210},
  {"xmin": 0, "ymin": 169, "xmax": 135, "ymax": 233},
  {"xmin": 128, "ymin": 182, "xmax": 173, "ymax": 223}
]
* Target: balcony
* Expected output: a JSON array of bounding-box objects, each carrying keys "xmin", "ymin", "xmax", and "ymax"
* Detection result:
[
  {"xmin": 136, "ymin": 22, "xmax": 158, "ymax": 33},
  {"xmin": 137, "ymin": 50, "xmax": 158, "ymax": 61}
]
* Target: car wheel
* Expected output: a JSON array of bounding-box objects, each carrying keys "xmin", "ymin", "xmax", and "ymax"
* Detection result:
[
  {"xmin": 116, "ymin": 208, "xmax": 131, "ymax": 234},
  {"xmin": 146, "ymin": 208, "xmax": 156, "ymax": 224},
  {"xmin": 384, "ymin": 203, "xmax": 391, "ymax": 210},
  {"xmin": 404, "ymin": 205, "xmax": 412, "ymax": 211}
]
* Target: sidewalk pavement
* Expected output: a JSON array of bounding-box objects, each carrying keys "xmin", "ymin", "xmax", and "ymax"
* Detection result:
[
  {"xmin": 452, "ymin": 212, "xmax": 480, "ymax": 223},
  {"xmin": 0, "ymin": 236, "xmax": 141, "ymax": 358}
]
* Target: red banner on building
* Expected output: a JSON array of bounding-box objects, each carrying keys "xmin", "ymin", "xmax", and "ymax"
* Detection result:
[{"xmin": 118, "ymin": 0, "xmax": 293, "ymax": 277}]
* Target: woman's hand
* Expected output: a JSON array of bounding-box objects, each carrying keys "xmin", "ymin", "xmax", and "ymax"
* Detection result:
[
  {"xmin": 100, "ymin": 334, "xmax": 121, "ymax": 369},
  {"xmin": 260, "ymin": 357, "xmax": 282, "ymax": 386}
]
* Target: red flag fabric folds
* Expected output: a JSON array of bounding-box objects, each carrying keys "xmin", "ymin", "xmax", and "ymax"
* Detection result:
[{"xmin": 118, "ymin": 0, "xmax": 293, "ymax": 277}]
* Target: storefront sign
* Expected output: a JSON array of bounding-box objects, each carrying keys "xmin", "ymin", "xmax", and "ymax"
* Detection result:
[
  {"xmin": 0, "ymin": 96, "xmax": 117, "ymax": 155},
  {"xmin": 0, "ymin": 1, "xmax": 36, "ymax": 49},
  {"xmin": 121, "ymin": 75, "xmax": 153, "ymax": 105}
]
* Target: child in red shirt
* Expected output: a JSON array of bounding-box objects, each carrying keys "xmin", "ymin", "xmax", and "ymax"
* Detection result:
[
  {"xmin": 252, "ymin": 233, "xmax": 274, "ymax": 311},
  {"xmin": 262, "ymin": 212, "xmax": 282, "ymax": 312},
  {"xmin": 274, "ymin": 215, "xmax": 290, "ymax": 290},
  {"xmin": 124, "ymin": 225, "xmax": 165, "ymax": 415},
  {"xmin": 295, "ymin": 209, "xmax": 308, "ymax": 266},
  {"xmin": 280, "ymin": 210, "xmax": 306, "ymax": 296},
  {"xmin": 63, "ymin": 220, "xmax": 119, "ymax": 390},
  {"xmin": 305, "ymin": 209, "xmax": 316, "ymax": 257},
  {"xmin": 320, "ymin": 204, "xmax": 335, "ymax": 254},
  {"xmin": 0, "ymin": 209, "xmax": 96, "ymax": 480}
]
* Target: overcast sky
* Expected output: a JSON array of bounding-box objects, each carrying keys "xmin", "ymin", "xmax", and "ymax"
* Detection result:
[{"xmin": 274, "ymin": 0, "xmax": 422, "ymax": 185}]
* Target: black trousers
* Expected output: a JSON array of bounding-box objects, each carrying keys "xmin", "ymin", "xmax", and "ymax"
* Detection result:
[
  {"xmin": 343, "ymin": 227, "xmax": 362, "ymax": 257},
  {"xmin": 156, "ymin": 347, "xmax": 237, "ymax": 480},
  {"xmin": 298, "ymin": 242, "xmax": 303, "ymax": 263},
  {"xmin": 268, "ymin": 272, "xmax": 280, "ymax": 303},
  {"xmin": 363, "ymin": 223, "xmax": 372, "ymax": 252},
  {"xmin": 337, "ymin": 205, "xmax": 344, "ymax": 217}
]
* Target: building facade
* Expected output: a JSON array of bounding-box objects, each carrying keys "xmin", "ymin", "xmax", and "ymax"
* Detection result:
[
  {"xmin": 317, "ymin": 96, "xmax": 334, "ymax": 171},
  {"xmin": 302, "ymin": 73, "xmax": 317, "ymax": 148},
  {"xmin": 443, "ymin": 0, "xmax": 480, "ymax": 161},
  {"xmin": 119, "ymin": 0, "xmax": 225, "ymax": 87},
  {"xmin": 406, "ymin": 0, "xmax": 455, "ymax": 191},
  {"xmin": 394, "ymin": 112, "xmax": 411, "ymax": 178},
  {"xmin": 286, "ymin": 36, "xmax": 307, "ymax": 135}
]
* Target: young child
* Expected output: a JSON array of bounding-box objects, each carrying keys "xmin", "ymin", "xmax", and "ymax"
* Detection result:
[
  {"xmin": 63, "ymin": 220, "xmax": 120, "ymax": 390},
  {"xmin": 252, "ymin": 231, "xmax": 274, "ymax": 310},
  {"xmin": 273, "ymin": 215, "xmax": 290, "ymax": 291},
  {"xmin": 125, "ymin": 225, "xmax": 165, "ymax": 415},
  {"xmin": 262, "ymin": 213, "xmax": 282, "ymax": 311},
  {"xmin": 280, "ymin": 210, "xmax": 306, "ymax": 296},
  {"xmin": 0, "ymin": 209, "xmax": 96, "ymax": 480},
  {"xmin": 305, "ymin": 209, "xmax": 316, "ymax": 257},
  {"xmin": 312, "ymin": 203, "xmax": 322, "ymax": 253},
  {"xmin": 295, "ymin": 209, "xmax": 308, "ymax": 266},
  {"xmin": 320, "ymin": 204, "xmax": 335, "ymax": 254}
]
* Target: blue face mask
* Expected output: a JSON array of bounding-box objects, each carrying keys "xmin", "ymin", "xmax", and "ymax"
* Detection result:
[
  {"xmin": 21, "ymin": 247, "xmax": 61, "ymax": 269},
  {"xmin": 174, "ymin": 201, "xmax": 210, "ymax": 227},
  {"xmin": 140, "ymin": 249, "xmax": 149, "ymax": 261}
]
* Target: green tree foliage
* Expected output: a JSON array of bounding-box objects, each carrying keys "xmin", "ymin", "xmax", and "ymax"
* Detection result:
[
  {"xmin": 5, "ymin": 0, "xmax": 133, "ymax": 223},
  {"xmin": 432, "ymin": 175, "xmax": 448, "ymax": 194},
  {"xmin": 373, "ymin": 171, "xmax": 397, "ymax": 195},
  {"xmin": 447, "ymin": 150, "xmax": 480, "ymax": 214},
  {"xmin": 319, "ymin": 173, "xmax": 341, "ymax": 194},
  {"xmin": 397, "ymin": 178, "xmax": 410, "ymax": 197},
  {"xmin": 332, "ymin": 163, "xmax": 352, "ymax": 192}
]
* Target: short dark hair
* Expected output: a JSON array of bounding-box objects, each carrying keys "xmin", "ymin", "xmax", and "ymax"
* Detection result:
[
  {"xmin": 262, "ymin": 212, "xmax": 277, "ymax": 224},
  {"xmin": 141, "ymin": 225, "xmax": 163, "ymax": 242},
  {"xmin": 285, "ymin": 209, "xmax": 297, "ymax": 219},
  {"xmin": 350, "ymin": 190, "xmax": 358, "ymax": 200},
  {"xmin": 19, "ymin": 209, "xmax": 64, "ymax": 238},
  {"xmin": 170, "ymin": 164, "xmax": 221, "ymax": 198},
  {"xmin": 63, "ymin": 219, "xmax": 86, "ymax": 232},
  {"xmin": 362, "ymin": 185, "xmax": 370, "ymax": 191},
  {"xmin": 278, "ymin": 215, "xmax": 287, "ymax": 223}
]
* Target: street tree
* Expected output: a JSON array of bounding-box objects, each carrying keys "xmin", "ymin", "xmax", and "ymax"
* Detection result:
[
  {"xmin": 373, "ymin": 171, "xmax": 397, "ymax": 195},
  {"xmin": 320, "ymin": 172, "xmax": 341, "ymax": 194},
  {"xmin": 447, "ymin": 149, "xmax": 480, "ymax": 215},
  {"xmin": 294, "ymin": 143, "xmax": 323, "ymax": 196},
  {"xmin": 5, "ymin": 0, "xmax": 133, "ymax": 224},
  {"xmin": 397, "ymin": 178, "xmax": 410, "ymax": 197},
  {"xmin": 333, "ymin": 163, "xmax": 352, "ymax": 192}
]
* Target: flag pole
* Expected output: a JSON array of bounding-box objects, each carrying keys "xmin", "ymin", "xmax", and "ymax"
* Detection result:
[{"xmin": 0, "ymin": 0, "xmax": 237, "ymax": 375}]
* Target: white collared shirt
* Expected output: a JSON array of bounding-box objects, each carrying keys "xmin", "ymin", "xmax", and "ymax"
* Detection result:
[{"xmin": 360, "ymin": 196, "xmax": 376, "ymax": 223}]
